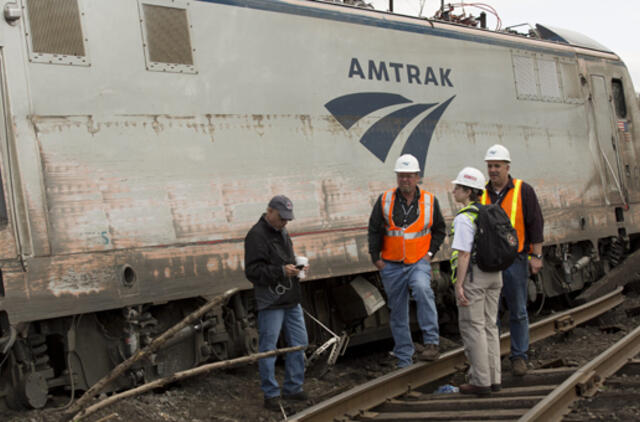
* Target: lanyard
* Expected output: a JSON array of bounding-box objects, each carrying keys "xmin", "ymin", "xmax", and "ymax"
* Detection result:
[{"xmin": 400, "ymin": 201, "xmax": 416, "ymax": 228}]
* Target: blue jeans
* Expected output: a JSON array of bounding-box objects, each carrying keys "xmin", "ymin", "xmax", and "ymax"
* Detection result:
[
  {"xmin": 258, "ymin": 304, "xmax": 308, "ymax": 399},
  {"xmin": 500, "ymin": 253, "xmax": 530, "ymax": 361},
  {"xmin": 380, "ymin": 259, "xmax": 439, "ymax": 367}
]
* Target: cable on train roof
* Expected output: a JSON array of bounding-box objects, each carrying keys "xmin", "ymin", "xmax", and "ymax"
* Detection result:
[{"xmin": 432, "ymin": 2, "xmax": 502, "ymax": 30}]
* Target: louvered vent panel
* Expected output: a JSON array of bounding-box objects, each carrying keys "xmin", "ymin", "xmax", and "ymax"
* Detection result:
[
  {"xmin": 513, "ymin": 55, "xmax": 538, "ymax": 98},
  {"xmin": 143, "ymin": 4, "xmax": 193, "ymax": 65},
  {"xmin": 538, "ymin": 59, "xmax": 561, "ymax": 99},
  {"xmin": 26, "ymin": 0, "xmax": 85, "ymax": 56}
]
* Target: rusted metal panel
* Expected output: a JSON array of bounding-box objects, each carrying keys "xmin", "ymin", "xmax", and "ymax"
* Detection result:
[
  {"xmin": 1, "ymin": 229, "xmax": 375, "ymax": 323},
  {"xmin": 0, "ymin": 0, "xmax": 637, "ymax": 325},
  {"xmin": 2, "ymin": 196, "xmax": 634, "ymax": 326},
  {"xmin": 29, "ymin": 112, "xmax": 628, "ymax": 252}
]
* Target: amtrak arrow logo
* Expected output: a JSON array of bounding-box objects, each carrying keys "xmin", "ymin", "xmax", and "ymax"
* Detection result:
[{"xmin": 325, "ymin": 92, "xmax": 455, "ymax": 174}]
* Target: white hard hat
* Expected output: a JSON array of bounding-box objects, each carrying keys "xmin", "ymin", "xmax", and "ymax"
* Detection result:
[
  {"xmin": 394, "ymin": 154, "xmax": 420, "ymax": 173},
  {"xmin": 451, "ymin": 167, "xmax": 486, "ymax": 190},
  {"xmin": 484, "ymin": 144, "xmax": 511, "ymax": 162}
]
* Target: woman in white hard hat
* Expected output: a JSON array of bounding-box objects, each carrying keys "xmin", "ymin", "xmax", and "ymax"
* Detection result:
[{"xmin": 450, "ymin": 167, "xmax": 503, "ymax": 397}]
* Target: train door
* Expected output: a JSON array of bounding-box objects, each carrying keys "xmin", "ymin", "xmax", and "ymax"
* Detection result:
[
  {"xmin": 611, "ymin": 78, "xmax": 640, "ymax": 194},
  {"xmin": 590, "ymin": 74, "xmax": 627, "ymax": 205}
]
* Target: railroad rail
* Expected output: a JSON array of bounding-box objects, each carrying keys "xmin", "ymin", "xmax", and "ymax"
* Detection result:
[
  {"xmin": 525, "ymin": 321, "xmax": 640, "ymax": 421},
  {"xmin": 563, "ymin": 357, "xmax": 640, "ymax": 421},
  {"xmin": 289, "ymin": 286, "xmax": 625, "ymax": 422}
]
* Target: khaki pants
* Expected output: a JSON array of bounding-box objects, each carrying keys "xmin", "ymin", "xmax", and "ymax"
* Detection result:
[{"xmin": 457, "ymin": 265, "xmax": 503, "ymax": 387}]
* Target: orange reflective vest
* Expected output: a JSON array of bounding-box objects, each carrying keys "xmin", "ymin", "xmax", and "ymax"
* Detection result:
[
  {"xmin": 380, "ymin": 189, "xmax": 434, "ymax": 264},
  {"xmin": 481, "ymin": 179, "xmax": 525, "ymax": 252}
]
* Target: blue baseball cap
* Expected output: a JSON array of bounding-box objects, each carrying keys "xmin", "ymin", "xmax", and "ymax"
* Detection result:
[{"xmin": 268, "ymin": 195, "xmax": 294, "ymax": 220}]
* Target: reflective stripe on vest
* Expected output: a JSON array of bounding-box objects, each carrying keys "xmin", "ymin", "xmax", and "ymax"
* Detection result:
[
  {"xmin": 380, "ymin": 189, "xmax": 434, "ymax": 264},
  {"xmin": 481, "ymin": 179, "xmax": 525, "ymax": 252}
]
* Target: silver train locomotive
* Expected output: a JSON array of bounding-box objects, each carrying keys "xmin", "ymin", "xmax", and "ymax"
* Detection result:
[{"xmin": 0, "ymin": 0, "xmax": 638, "ymax": 409}]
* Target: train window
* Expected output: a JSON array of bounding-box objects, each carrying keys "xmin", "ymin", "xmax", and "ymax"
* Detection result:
[
  {"xmin": 0, "ymin": 172, "xmax": 7, "ymax": 228},
  {"xmin": 0, "ymin": 311, "xmax": 8, "ymax": 330},
  {"xmin": 23, "ymin": 0, "xmax": 89, "ymax": 66},
  {"xmin": 612, "ymin": 79, "xmax": 627, "ymax": 119},
  {"xmin": 139, "ymin": 1, "xmax": 197, "ymax": 74}
]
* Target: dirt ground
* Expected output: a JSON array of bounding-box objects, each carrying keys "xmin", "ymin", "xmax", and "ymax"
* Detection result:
[
  {"xmin": 3, "ymin": 284, "xmax": 640, "ymax": 422},
  {"xmin": 1, "ymin": 340, "xmax": 405, "ymax": 422}
]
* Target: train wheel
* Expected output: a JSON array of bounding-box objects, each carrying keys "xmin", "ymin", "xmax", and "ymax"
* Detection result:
[{"xmin": 17, "ymin": 371, "xmax": 48, "ymax": 409}]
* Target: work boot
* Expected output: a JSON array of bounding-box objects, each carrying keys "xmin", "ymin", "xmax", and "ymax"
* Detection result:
[
  {"xmin": 283, "ymin": 391, "xmax": 309, "ymax": 401},
  {"xmin": 264, "ymin": 396, "xmax": 285, "ymax": 412},
  {"xmin": 512, "ymin": 358, "xmax": 528, "ymax": 376},
  {"xmin": 459, "ymin": 383, "xmax": 491, "ymax": 397},
  {"xmin": 418, "ymin": 344, "xmax": 440, "ymax": 361}
]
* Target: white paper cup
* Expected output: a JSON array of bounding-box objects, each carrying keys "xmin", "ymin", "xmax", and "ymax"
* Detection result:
[{"xmin": 295, "ymin": 256, "xmax": 308, "ymax": 279}]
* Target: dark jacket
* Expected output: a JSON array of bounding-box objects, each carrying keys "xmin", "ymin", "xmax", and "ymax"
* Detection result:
[
  {"xmin": 244, "ymin": 214, "xmax": 302, "ymax": 311},
  {"xmin": 368, "ymin": 187, "xmax": 446, "ymax": 264},
  {"xmin": 485, "ymin": 176, "xmax": 544, "ymax": 251}
]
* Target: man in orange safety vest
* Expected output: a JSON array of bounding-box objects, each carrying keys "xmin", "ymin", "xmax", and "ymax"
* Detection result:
[
  {"xmin": 482, "ymin": 144, "xmax": 544, "ymax": 377},
  {"xmin": 368, "ymin": 154, "xmax": 446, "ymax": 367}
]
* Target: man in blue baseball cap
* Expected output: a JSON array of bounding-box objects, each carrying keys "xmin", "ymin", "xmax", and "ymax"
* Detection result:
[
  {"xmin": 268, "ymin": 194, "xmax": 295, "ymax": 221},
  {"xmin": 244, "ymin": 195, "xmax": 309, "ymax": 411}
]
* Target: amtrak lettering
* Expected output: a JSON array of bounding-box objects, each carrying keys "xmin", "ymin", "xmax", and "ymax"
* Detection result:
[
  {"xmin": 348, "ymin": 58, "xmax": 453, "ymax": 87},
  {"xmin": 325, "ymin": 93, "xmax": 455, "ymax": 175}
]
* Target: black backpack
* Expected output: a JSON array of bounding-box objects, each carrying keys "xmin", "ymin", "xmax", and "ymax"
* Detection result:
[{"xmin": 462, "ymin": 203, "xmax": 519, "ymax": 272}]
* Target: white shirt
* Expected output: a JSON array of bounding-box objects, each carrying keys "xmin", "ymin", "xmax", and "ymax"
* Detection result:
[{"xmin": 451, "ymin": 213, "xmax": 476, "ymax": 252}]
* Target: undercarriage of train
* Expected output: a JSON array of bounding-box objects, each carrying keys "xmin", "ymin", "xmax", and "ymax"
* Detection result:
[
  {"xmin": 0, "ymin": 294, "xmax": 260, "ymax": 410},
  {"xmin": 0, "ymin": 233, "xmax": 637, "ymax": 410}
]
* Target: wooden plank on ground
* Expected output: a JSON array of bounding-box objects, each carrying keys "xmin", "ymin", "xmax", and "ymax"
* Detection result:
[
  {"xmin": 359, "ymin": 408, "xmax": 527, "ymax": 421},
  {"xmin": 379, "ymin": 396, "xmax": 544, "ymax": 411}
]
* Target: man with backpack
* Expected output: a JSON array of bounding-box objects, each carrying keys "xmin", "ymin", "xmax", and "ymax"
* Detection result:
[
  {"xmin": 482, "ymin": 144, "xmax": 544, "ymax": 376},
  {"xmin": 450, "ymin": 167, "xmax": 505, "ymax": 396}
]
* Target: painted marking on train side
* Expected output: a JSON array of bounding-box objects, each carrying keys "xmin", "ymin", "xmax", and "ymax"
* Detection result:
[
  {"xmin": 325, "ymin": 93, "xmax": 455, "ymax": 173},
  {"xmin": 348, "ymin": 58, "xmax": 454, "ymax": 87}
]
